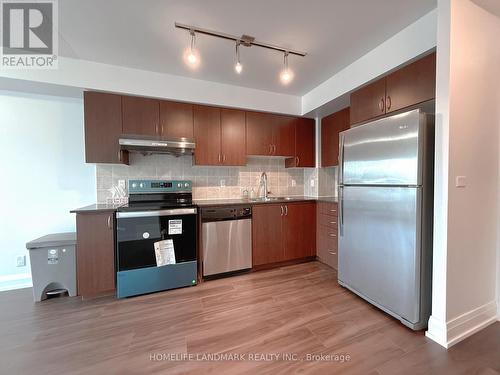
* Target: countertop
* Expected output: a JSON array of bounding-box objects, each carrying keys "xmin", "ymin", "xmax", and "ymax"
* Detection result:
[
  {"xmin": 71, "ymin": 196, "xmax": 338, "ymax": 213},
  {"xmin": 70, "ymin": 203, "xmax": 124, "ymax": 213}
]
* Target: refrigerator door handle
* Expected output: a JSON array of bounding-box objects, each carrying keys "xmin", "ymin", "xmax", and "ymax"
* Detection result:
[
  {"xmin": 338, "ymin": 185, "xmax": 344, "ymax": 237},
  {"xmin": 338, "ymin": 133, "xmax": 345, "ymax": 185}
]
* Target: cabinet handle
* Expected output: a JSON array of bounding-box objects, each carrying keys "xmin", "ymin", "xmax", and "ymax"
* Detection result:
[
  {"xmin": 330, "ymin": 221, "xmax": 337, "ymax": 224},
  {"xmin": 218, "ymin": 153, "xmax": 221, "ymax": 163},
  {"xmin": 284, "ymin": 205, "xmax": 288, "ymax": 216},
  {"xmin": 329, "ymin": 233, "xmax": 337, "ymax": 237},
  {"xmin": 155, "ymin": 123, "xmax": 159, "ymax": 135},
  {"xmin": 223, "ymin": 154, "xmax": 226, "ymax": 162},
  {"xmin": 118, "ymin": 150, "xmax": 122, "ymax": 162},
  {"xmin": 296, "ymin": 156, "xmax": 300, "ymax": 166},
  {"xmin": 273, "ymin": 145, "xmax": 277, "ymax": 155},
  {"xmin": 280, "ymin": 205, "xmax": 284, "ymax": 216},
  {"xmin": 330, "ymin": 209, "xmax": 337, "ymax": 212},
  {"xmin": 106, "ymin": 215, "xmax": 112, "ymax": 230},
  {"xmin": 328, "ymin": 251, "xmax": 337, "ymax": 255},
  {"xmin": 386, "ymin": 96, "xmax": 392, "ymax": 111},
  {"xmin": 379, "ymin": 98, "xmax": 385, "ymax": 112}
]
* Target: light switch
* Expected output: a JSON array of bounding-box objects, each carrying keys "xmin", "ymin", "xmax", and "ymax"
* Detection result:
[
  {"xmin": 291, "ymin": 179, "xmax": 296, "ymax": 187},
  {"xmin": 455, "ymin": 176, "xmax": 466, "ymax": 188},
  {"xmin": 220, "ymin": 179, "xmax": 226, "ymax": 187},
  {"xmin": 310, "ymin": 179, "xmax": 315, "ymax": 187}
]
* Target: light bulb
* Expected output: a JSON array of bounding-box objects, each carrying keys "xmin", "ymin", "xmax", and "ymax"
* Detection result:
[
  {"xmin": 280, "ymin": 69, "xmax": 294, "ymax": 84},
  {"xmin": 183, "ymin": 47, "xmax": 200, "ymax": 68},
  {"xmin": 235, "ymin": 61, "xmax": 242, "ymax": 74}
]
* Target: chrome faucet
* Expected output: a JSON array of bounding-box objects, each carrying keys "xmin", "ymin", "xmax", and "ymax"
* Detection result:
[{"xmin": 260, "ymin": 172, "xmax": 268, "ymax": 199}]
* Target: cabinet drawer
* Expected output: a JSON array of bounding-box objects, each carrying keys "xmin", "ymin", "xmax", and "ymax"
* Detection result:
[
  {"xmin": 318, "ymin": 213, "xmax": 338, "ymax": 228},
  {"xmin": 318, "ymin": 201, "xmax": 338, "ymax": 216},
  {"xmin": 317, "ymin": 233, "xmax": 338, "ymax": 269}
]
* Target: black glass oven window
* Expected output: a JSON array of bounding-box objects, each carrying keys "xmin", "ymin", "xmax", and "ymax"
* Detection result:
[{"xmin": 116, "ymin": 214, "xmax": 196, "ymax": 271}]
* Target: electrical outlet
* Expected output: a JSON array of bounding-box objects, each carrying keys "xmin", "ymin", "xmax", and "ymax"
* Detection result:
[
  {"xmin": 220, "ymin": 179, "xmax": 226, "ymax": 187},
  {"xmin": 310, "ymin": 179, "xmax": 315, "ymax": 187},
  {"xmin": 291, "ymin": 179, "xmax": 296, "ymax": 187},
  {"xmin": 118, "ymin": 179, "xmax": 126, "ymax": 189},
  {"xmin": 16, "ymin": 255, "xmax": 26, "ymax": 267}
]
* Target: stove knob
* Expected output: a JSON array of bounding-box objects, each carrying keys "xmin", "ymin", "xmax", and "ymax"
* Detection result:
[
  {"xmin": 184, "ymin": 182, "xmax": 189, "ymax": 188},
  {"xmin": 177, "ymin": 183, "xmax": 182, "ymax": 188},
  {"xmin": 132, "ymin": 183, "xmax": 137, "ymax": 188},
  {"xmin": 139, "ymin": 183, "xmax": 144, "ymax": 188}
]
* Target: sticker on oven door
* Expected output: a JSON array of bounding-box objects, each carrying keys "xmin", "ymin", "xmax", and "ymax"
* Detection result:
[
  {"xmin": 154, "ymin": 239, "xmax": 176, "ymax": 266},
  {"xmin": 168, "ymin": 219, "xmax": 182, "ymax": 235},
  {"xmin": 48, "ymin": 249, "xmax": 58, "ymax": 265}
]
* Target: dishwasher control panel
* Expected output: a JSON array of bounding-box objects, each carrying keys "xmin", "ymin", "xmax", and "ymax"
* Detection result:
[{"xmin": 201, "ymin": 206, "xmax": 252, "ymax": 221}]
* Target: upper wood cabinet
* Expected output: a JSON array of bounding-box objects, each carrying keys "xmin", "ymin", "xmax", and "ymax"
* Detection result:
[
  {"xmin": 220, "ymin": 108, "xmax": 246, "ymax": 166},
  {"xmin": 350, "ymin": 52, "xmax": 436, "ymax": 125},
  {"xmin": 83, "ymin": 92, "xmax": 128, "ymax": 164},
  {"xmin": 193, "ymin": 106, "xmax": 246, "ymax": 166},
  {"xmin": 285, "ymin": 117, "xmax": 315, "ymax": 168},
  {"xmin": 246, "ymin": 111, "xmax": 274, "ymax": 156},
  {"xmin": 273, "ymin": 115, "xmax": 295, "ymax": 157},
  {"xmin": 159, "ymin": 101, "xmax": 194, "ymax": 139},
  {"xmin": 321, "ymin": 107, "xmax": 350, "ymax": 167},
  {"xmin": 122, "ymin": 96, "xmax": 159, "ymax": 136},
  {"xmin": 252, "ymin": 202, "xmax": 316, "ymax": 267},
  {"xmin": 76, "ymin": 211, "xmax": 116, "ymax": 297},
  {"xmin": 193, "ymin": 105, "xmax": 221, "ymax": 166},
  {"xmin": 385, "ymin": 52, "xmax": 436, "ymax": 114}
]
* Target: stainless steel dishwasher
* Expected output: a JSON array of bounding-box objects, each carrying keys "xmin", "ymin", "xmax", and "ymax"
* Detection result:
[{"xmin": 201, "ymin": 206, "xmax": 252, "ymax": 277}]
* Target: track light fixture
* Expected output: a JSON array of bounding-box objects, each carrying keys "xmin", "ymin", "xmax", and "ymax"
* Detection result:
[
  {"xmin": 183, "ymin": 29, "xmax": 200, "ymax": 69},
  {"xmin": 176, "ymin": 22, "xmax": 306, "ymax": 84},
  {"xmin": 234, "ymin": 41, "xmax": 242, "ymax": 74},
  {"xmin": 280, "ymin": 52, "xmax": 294, "ymax": 85}
]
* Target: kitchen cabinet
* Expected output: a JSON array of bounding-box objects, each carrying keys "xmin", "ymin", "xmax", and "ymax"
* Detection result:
[
  {"xmin": 83, "ymin": 91, "xmax": 128, "ymax": 164},
  {"xmin": 252, "ymin": 202, "xmax": 316, "ymax": 266},
  {"xmin": 220, "ymin": 108, "xmax": 247, "ymax": 166},
  {"xmin": 285, "ymin": 117, "xmax": 315, "ymax": 168},
  {"xmin": 122, "ymin": 96, "xmax": 160, "ymax": 136},
  {"xmin": 316, "ymin": 201, "xmax": 338, "ymax": 269},
  {"xmin": 385, "ymin": 52, "xmax": 436, "ymax": 114},
  {"xmin": 76, "ymin": 211, "xmax": 115, "ymax": 297},
  {"xmin": 159, "ymin": 100, "xmax": 194, "ymax": 139},
  {"xmin": 193, "ymin": 106, "xmax": 247, "ymax": 166},
  {"xmin": 283, "ymin": 203, "xmax": 316, "ymax": 260},
  {"xmin": 246, "ymin": 111, "xmax": 274, "ymax": 156},
  {"xmin": 350, "ymin": 52, "xmax": 436, "ymax": 125},
  {"xmin": 273, "ymin": 115, "xmax": 296, "ymax": 157},
  {"xmin": 193, "ymin": 105, "xmax": 221, "ymax": 165},
  {"xmin": 321, "ymin": 107, "xmax": 350, "ymax": 167}
]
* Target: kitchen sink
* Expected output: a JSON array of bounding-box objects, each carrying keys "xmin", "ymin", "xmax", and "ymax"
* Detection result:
[{"xmin": 248, "ymin": 196, "xmax": 295, "ymax": 202}]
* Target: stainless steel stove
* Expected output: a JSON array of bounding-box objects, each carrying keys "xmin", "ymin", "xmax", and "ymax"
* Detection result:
[{"xmin": 115, "ymin": 180, "xmax": 198, "ymax": 298}]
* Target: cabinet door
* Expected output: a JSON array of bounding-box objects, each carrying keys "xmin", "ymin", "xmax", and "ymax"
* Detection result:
[
  {"xmin": 385, "ymin": 52, "xmax": 436, "ymax": 113},
  {"xmin": 321, "ymin": 107, "xmax": 350, "ymax": 167},
  {"xmin": 246, "ymin": 111, "xmax": 274, "ymax": 156},
  {"xmin": 159, "ymin": 100, "xmax": 194, "ymax": 139},
  {"xmin": 273, "ymin": 115, "xmax": 295, "ymax": 156},
  {"xmin": 283, "ymin": 203, "xmax": 316, "ymax": 261},
  {"xmin": 76, "ymin": 212, "xmax": 115, "ymax": 296},
  {"xmin": 350, "ymin": 78, "xmax": 386, "ymax": 125},
  {"xmin": 122, "ymin": 96, "xmax": 159, "ymax": 136},
  {"xmin": 84, "ymin": 92, "xmax": 128, "ymax": 164},
  {"xmin": 193, "ymin": 105, "xmax": 221, "ymax": 165},
  {"xmin": 252, "ymin": 204, "xmax": 284, "ymax": 266},
  {"xmin": 220, "ymin": 108, "xmax": 246, "ymax": 166},
  {"xmin": 295, "ymin": 118, "xmax": 315, "ymax": 167}
]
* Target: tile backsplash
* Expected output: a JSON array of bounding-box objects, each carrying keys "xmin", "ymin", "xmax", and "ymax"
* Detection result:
[{"xmin": 96, "ymin": 154, "xmax": 309, "ymax": 202}]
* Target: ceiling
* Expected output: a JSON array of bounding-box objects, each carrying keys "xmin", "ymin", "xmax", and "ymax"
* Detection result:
[
  {"xmin": 472, "ymin": 0, "xmax": 500, "ymax": 17},
  {"xmin": 58, "ymin": 0, "xmax": 436, "ymax": 96}
]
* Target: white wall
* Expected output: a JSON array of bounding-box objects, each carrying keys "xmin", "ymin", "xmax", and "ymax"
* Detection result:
[
  {"xmin": 0, "ymin": 91, "xmax": 96, "ymax": 291},
  {"xmin": 427, "ymin": 0, "xmax": 500, "ymax": 347}
]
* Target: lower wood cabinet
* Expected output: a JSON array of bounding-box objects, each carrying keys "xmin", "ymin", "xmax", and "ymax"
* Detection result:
[
  {"xmin": 76, "ymin": 211, "xmax": 116, "ymax": 296},
  {"xmin": 316, "ymin": 201, "xmax": 338, "ymax": 269},
  {"xmin": 252, "ymin": 202, "xmax": 316, "ymax": 266}
]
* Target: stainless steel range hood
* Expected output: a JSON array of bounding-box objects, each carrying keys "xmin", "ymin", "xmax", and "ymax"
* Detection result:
[{"xmin": 119, "ymin": 135, "xmax": 195, "ymax": 156}]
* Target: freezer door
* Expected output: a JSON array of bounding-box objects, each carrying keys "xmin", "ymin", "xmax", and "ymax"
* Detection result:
[
  {"xmin": 338, "ymin": 186, "xmax": 421, "ymax": 324},
  {"xmin": 341, "ymin": 109, "xmax": 424, "ymax": 186}
]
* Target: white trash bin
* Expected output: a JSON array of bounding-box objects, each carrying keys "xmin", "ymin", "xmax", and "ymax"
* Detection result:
[{"xmin": 26, "ymin": 232, "xmax": 77, "ymax": 302}]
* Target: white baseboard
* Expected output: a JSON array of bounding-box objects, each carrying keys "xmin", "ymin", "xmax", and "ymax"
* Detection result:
[
  {"xmin": 427, "ymin": 300, "xmax": 498, "ymax": 348},
  {"xmin": 0, "ymin": 273, "xmax": 32, "ymax": 292}
]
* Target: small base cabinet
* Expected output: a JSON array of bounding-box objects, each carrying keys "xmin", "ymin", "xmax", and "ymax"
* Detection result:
[
  {"xmin": 252, "ymin": 202, "xmax": 316, "ymax": 267},
  {"xmin": 316, "ymin": 201, "xmax": 339, "ymax": 269},
  {"xmin": 76, "ymin": 211, "xmax": 116, "ymax": 297}
]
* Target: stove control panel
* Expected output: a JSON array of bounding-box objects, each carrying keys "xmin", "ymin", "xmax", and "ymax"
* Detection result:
[{"xmin": 129, "ymin": 180, "xmax": 192, "ymax": 194}]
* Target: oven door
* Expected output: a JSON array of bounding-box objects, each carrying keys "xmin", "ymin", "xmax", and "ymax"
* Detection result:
[{"xmin": 116, "ymin": 208, "xmax": 197, "ymax": 271}]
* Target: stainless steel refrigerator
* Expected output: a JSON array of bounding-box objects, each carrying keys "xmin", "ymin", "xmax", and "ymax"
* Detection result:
[{"xmin": 338, "ymin": 109, "xmax": 434, "ymax": 330}]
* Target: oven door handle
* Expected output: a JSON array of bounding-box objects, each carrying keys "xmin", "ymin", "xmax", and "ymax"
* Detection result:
[{"xmin": 116, "ymin": 208, "xmax": 197, "ymax": 218}]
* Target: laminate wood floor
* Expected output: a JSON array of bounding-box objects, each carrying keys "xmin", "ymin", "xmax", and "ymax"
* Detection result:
[{"xmin": 1, "ymin": 261, "xmax": 499, "ymax": 374}]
